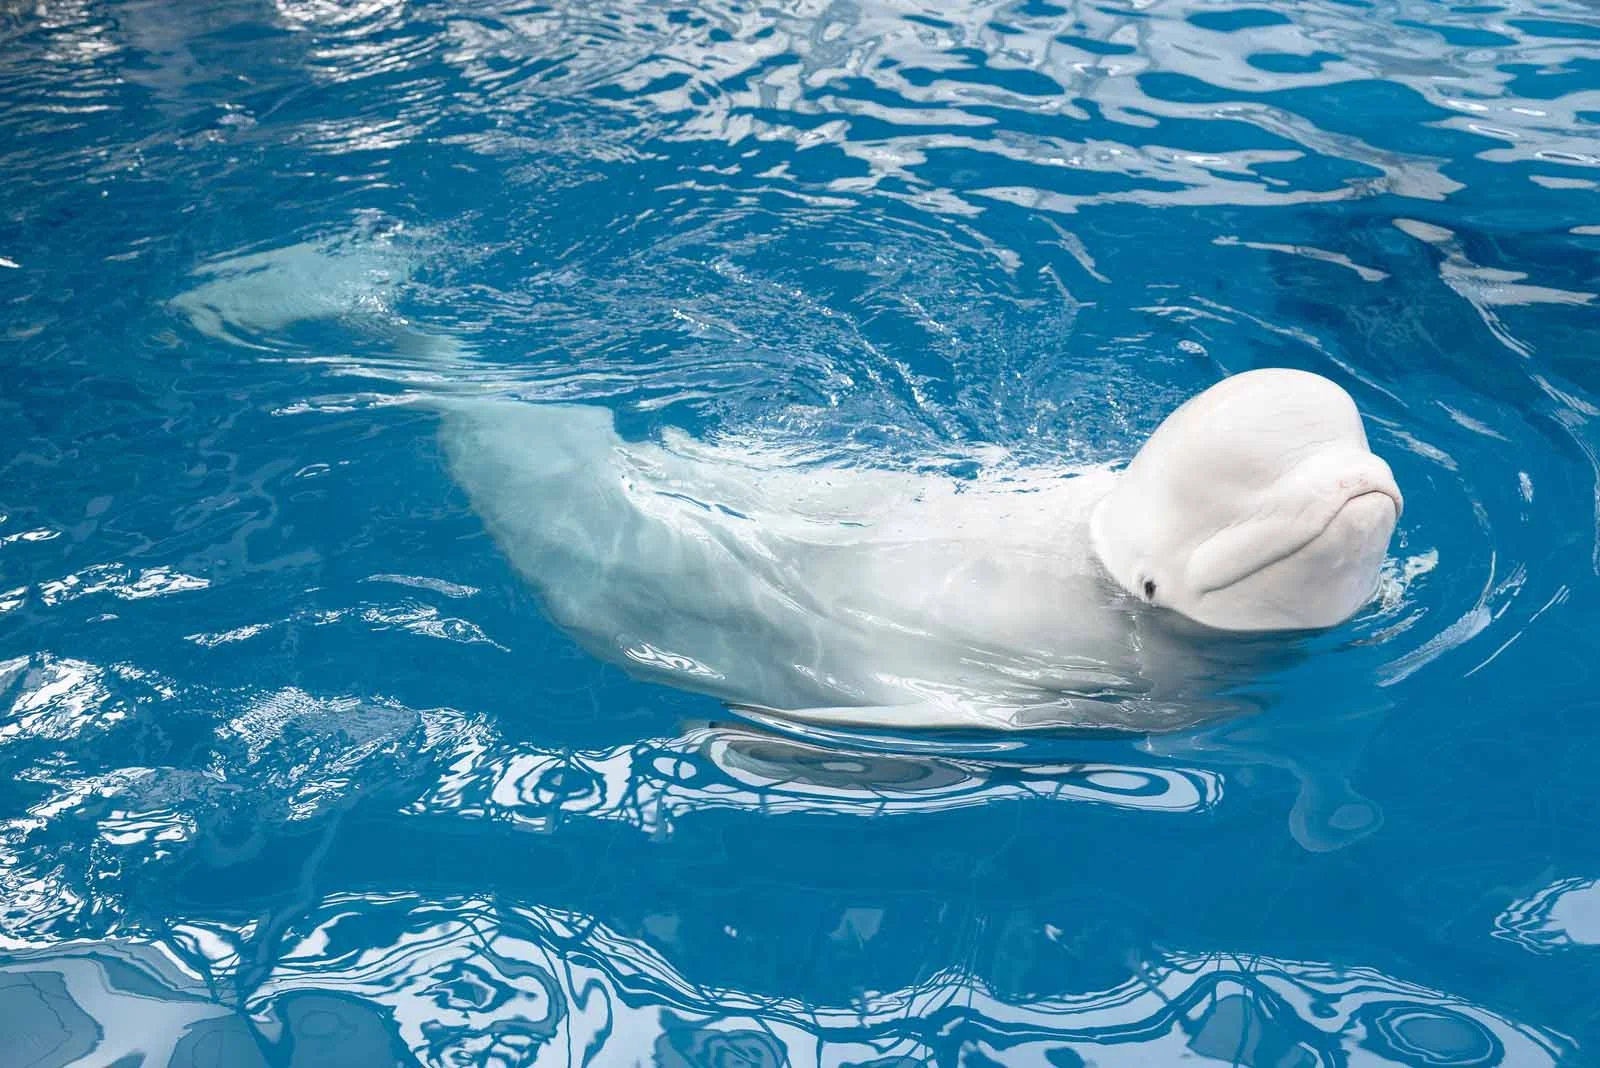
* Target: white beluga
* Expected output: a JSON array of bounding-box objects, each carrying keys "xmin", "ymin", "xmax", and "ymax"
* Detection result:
[
  {"xmin": 1090, "ymin": 368, "xmax": 1403, "ymax": 632},
  {"xmin": 436, "ymin": 369, "xmax": 1401, "ymax": 732},
  {"xmin": 169, "ymin": 236, "xmax": 1404, "ymax": 733}
]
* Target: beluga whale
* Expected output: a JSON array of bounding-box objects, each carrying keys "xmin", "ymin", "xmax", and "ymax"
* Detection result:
[
  {"xmin": 436, "ymin": 369, "xmax": 1402, "ymax": 733},
  {"xmin": 168, "ymin": 235, "xmax": 1403, "ymax": 734}
]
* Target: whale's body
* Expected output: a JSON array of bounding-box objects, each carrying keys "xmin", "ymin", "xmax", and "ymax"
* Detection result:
[
  {"xmin": 438, "ymin": 398, "xmax": 1305, "ymax": 732},
  {"xmin": 169, "ymin": 237, "xmax": 1403, "ymax": 733}
]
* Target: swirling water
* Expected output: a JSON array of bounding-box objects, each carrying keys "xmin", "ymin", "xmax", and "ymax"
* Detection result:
[{"xmin": 1, "ymin": 0, "xmax": 1598, "ymax": 1062}]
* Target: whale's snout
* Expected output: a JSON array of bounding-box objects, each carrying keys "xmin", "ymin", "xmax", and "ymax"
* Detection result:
[
  {"xmin": 1335, "ymin": 451, "xmax": 1403, "ymax": 522},
  {"xmin": 1326, "ymin": 488, "xmax": 1400, "ymax": 566}
]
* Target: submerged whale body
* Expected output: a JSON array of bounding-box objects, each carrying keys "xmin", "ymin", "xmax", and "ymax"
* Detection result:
[
  {"xmin": 163, "ymin": 238, "xmax": 1402, "ymax": 733},
  {"xmin": 438, "ymin": 370, "xmax": 1402, "ymax": 732}
]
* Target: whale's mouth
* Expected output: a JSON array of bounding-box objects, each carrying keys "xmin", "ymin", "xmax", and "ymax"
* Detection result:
[
  {"xmin": 1309, "ymin": 487, "xmax": 1402, "ymax": 559},
  {"xmin": 1346, "ymin": 485, "xmax": 1404, "ymax": 521},
  {"xmin": 1325, "ymin": 488, "xmax": 1401, "ymax": 548},
  {"xmin": 1199, "ymin": 483, "xmax": 1401, "ymax": 606}
]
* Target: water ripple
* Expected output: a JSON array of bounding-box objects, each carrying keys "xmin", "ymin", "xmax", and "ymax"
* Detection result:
[
  {"xmin": 0, "ymin": 905, "xmax": 1574, "ymax": 1065},
  {"xmin": 3, "ymin": 0, "xmax": 1599, "ymax": 1058}
]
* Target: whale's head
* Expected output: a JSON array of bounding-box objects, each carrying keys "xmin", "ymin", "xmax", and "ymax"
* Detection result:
[{"xmin": 1090, "ymin": 368, "xmax": 1402, "ymax": 632}]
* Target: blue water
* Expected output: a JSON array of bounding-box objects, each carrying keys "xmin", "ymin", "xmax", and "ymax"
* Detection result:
[{"xmin": 2, "ymin": 0, "xmax": 1599, "ymax": 1063}]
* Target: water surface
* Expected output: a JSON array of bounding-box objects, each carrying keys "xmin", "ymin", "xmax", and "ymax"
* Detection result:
[{"xmin": 2, "ymin": 0, "xmax": 1599, "ymax": 1062}]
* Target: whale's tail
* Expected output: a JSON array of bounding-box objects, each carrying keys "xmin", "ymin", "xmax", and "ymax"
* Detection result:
[
  {"xmin": 167, "ymin": 231, "xmax": 691, "ymax": 661},
  {"xmin": 168, "ymin": 225, "xmax": 481, "ymax": 384},
  {"xmin": 169, "ymin": 240, "xmax": 792, "ymax": 705}
]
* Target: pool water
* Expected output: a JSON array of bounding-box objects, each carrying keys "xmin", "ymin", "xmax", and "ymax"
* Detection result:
[{"xmin": 2, "ymin": 0, "xmax": 1598, "ymax": 1063}]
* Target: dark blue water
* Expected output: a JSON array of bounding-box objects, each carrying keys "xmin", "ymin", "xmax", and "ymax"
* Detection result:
[{"xmin": 3, "ymin": 0, "xmax": 1599, "ymax": 1063}]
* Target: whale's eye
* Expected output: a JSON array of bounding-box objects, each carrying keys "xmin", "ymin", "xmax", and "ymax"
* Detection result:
[{"xmin": 1143, "ymin": 579, "xmax": 1156, "ymax": 601}]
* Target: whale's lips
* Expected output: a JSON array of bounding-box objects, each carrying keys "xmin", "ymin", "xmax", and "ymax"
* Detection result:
[
  {"xmin": 1313, "ymin": 465, "xmax": 1402, "ymax": 562},
  {"xmin": 1316, "ymin": 443, "xmax": 1402, "ymax": 515},
  {"xmin": 1339, "ymin": 466, "xmax": 1403, "ymax": 522},
  {"xmin": 1326, "ymin": 488, "xmax": 1400, "ymax": 549},
  {"xmin": 1344, "ymin": 486, "xmax": 1401, "ymax": 521},
  {"xmin": 1275, "ymin": 471, "xmax": 1401, "ymax": 581},
  {"xmin": 1308, "ymin": 448, "xmax": 1403, "ymax": 544},
  {"xmin": 1294, "ymin": 460, "xmax": 1403, "ymax": 556},
  {"xmin": 1185, "ymin": 451, "xmax": 1402, "ymax": 606}
]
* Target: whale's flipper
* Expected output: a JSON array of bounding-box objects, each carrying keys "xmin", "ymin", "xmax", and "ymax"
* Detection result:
[
  {"xmin": 434, "ymin": 397, "xmax": 723, "ymax": 629},
  {"xmin": 434, "ymin": 396, "xmax": 853, "ymax": 708}
]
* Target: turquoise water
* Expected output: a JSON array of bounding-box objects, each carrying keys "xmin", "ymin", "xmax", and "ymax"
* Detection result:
[{"xmin": 2, "ymin": 0, "xmax": 1599, "ymax": 1063}]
